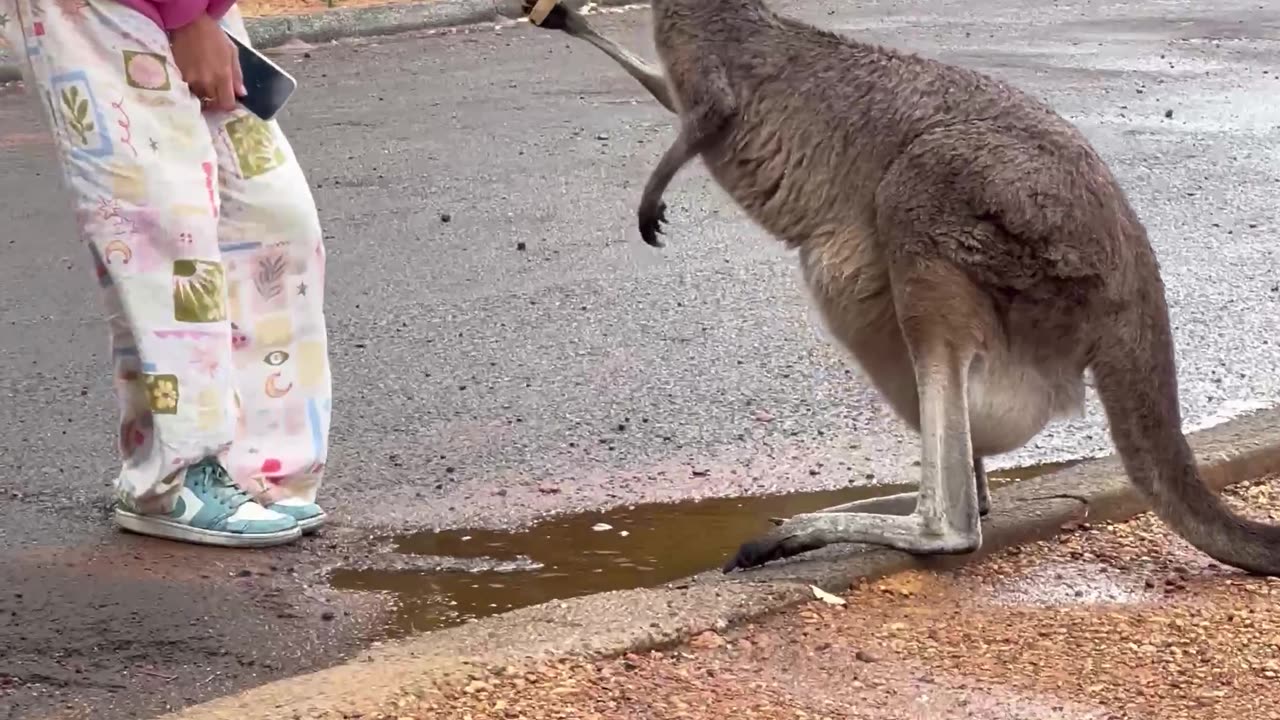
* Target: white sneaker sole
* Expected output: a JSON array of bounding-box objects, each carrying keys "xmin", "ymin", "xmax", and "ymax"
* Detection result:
[
  {"xmin": 296, "ymin": 511, "xmax": 327, "ymax": 534},
  {"xmin": 114, "ymin": 509, "xmax": 302, "ymax": 548}
]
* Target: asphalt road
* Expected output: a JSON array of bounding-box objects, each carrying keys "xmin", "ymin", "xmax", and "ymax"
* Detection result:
[{"xmin": 1, "ymin": 0, "xmax": 1278, "ymax": 717}]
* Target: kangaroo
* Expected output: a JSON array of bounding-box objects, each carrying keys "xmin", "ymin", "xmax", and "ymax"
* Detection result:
[{"xmin": 521, "ymin": 0, "xmax": 1280, "ymax": 575}]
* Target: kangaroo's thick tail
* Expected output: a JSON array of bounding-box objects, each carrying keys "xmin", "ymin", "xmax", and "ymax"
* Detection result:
[{"xmin": 1090, "ymin": 269, "xmax": 1280, "ymax": 576}]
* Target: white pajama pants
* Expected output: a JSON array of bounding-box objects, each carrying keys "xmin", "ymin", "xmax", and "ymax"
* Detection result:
[{"xmin": 1, "ymin": 0, "xmax": 333, "ymax": 511}]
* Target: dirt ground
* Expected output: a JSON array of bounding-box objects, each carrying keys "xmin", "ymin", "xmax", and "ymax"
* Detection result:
[
  {"xmin": 236, "ymin": 0, "xmax": 426, "ymax": 20},
  {"xmin": 367, "ymin": 474, "xmax": 1280, "ymax": 719},
  {"xmin": 0, "ymin": 0, "xmax": 428, "ymax": 51}
]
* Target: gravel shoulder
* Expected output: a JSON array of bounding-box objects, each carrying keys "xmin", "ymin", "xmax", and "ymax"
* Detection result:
[{"xmin": 389, "ymin": 474, "xmax": 1280, "ymax": 719}]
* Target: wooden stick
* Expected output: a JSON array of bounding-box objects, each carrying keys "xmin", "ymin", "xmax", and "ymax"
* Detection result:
[{"xmin": 528, "ymin": 0, "xmax": 559, "ymax": 25}]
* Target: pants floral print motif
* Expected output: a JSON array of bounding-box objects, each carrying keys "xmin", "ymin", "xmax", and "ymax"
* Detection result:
[{"xmin": 1, "ymin": 0, "xmax": 333, "ymax": 511}]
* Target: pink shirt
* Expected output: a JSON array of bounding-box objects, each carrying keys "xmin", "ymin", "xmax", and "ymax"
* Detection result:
[{"xmin": 115, "ymin": 0, "xmax": 237, "ymax": 31}]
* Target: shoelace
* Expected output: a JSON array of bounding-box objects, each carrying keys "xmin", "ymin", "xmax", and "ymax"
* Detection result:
[{"xmin": 190, "ymin": 460, "xmax": 252, "ymax": 511}]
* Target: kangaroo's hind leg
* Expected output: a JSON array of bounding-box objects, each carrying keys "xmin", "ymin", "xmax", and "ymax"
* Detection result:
[
  {"xmin": 725, "ymin": 252, "xmax": 992, "ymax": 572},
  {"xmin": 795, "ymin": 257, "xmax": 994, "ymax": 522},
  {"xmin": 973, "ymin": 455, "xmax": 992, "ymax": 517}
]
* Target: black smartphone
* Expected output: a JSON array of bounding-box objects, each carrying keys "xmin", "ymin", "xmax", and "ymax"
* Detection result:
[{"xmin": 225, "ymin": 30, "xmax": 298, "ymax": 121}]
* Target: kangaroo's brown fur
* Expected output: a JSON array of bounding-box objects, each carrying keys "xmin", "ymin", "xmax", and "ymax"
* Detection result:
[{"xmin": 522, "ymin": 0, "xmax": 1280, "ymax": 575}]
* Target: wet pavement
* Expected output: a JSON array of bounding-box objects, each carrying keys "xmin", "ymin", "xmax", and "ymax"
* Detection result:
[
  {"xmin": 1, "ymin": 0, "xmax": 1279, "ymax": 717},
  {"xmin": 390, "ymin": 474, "xmax": 1280, "ymax": 719},
  {"xmin": 329, "ymin": 461, "xmax": 1074, "ymax": 637}
]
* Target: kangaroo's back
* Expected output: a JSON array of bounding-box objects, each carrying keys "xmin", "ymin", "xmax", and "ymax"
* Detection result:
[{"xmin": 655, "ymin": 7, "xmax": 1090, "ymax": 254}]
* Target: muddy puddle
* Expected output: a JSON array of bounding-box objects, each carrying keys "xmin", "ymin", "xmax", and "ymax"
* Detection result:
[{"xmin": 330, "ymin": 459, "xmax": 1081, "ymax": 637}]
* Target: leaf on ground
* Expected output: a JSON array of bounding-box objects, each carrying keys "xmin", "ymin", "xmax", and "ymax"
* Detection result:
[{"xmin": 810, "ymin": 585, "xmax": 847, "ymax": 606}]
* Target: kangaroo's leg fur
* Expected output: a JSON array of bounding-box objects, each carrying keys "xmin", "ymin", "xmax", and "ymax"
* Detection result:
[
  {"xmin": 637, "ymin": 60, "xmax": 734, "ymax": 246},
  {"xmin": 725, "ymin": 260, "xmax": 986, "ymax": 571},
  {"xmin": 798, "ymin": 253, "xmax": 994, "ymax": 522},
  {"xmin": 521, "ymin": 0, "xmax": 679, "ymax": 113},
  {"xmin": 517, "ymin": 1, "xmax": 731, "ymax": 245},
  {"xmin": 973, "ymin": 454, "xmax": 992, "ymax": 517},
  {"xmin": 818, "ymin": 455, "xmax": 991, "ymax": 518}
]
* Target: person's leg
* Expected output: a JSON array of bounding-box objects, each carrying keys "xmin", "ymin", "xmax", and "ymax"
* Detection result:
[
  {"xmin": 211, "ymin": 6, "xmax": 333, "ymax": 533},
  {"xmin": 5, "ymin": 0, "xmax": 299, "ymax": 545}
]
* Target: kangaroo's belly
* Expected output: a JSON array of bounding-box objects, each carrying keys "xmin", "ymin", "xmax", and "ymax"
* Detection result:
[
  {"xmin": 800, "ymin": 246, "xmax": 1085, "ymax": 457},
  {"xmin": 966, "ymin": 357, "xmax": 1085, "ymax": 456}
]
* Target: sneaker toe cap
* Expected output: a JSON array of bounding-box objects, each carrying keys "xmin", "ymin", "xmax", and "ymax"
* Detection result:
[
  {"xmin": 224, "ymin": 514, "xmax": 298, "ymax": 534},
  {"xmin": 270, "ymin": 502, "xmax": 325, "ymax": 522},
  {"xmin": 224, "ymin": 502, "xmax": 298, "ymax": 534}
]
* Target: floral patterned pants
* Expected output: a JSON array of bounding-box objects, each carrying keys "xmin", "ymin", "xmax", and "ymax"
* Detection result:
[{"xmin": 1, "ymin": 0, "xmax": 333, "ymax": 511}]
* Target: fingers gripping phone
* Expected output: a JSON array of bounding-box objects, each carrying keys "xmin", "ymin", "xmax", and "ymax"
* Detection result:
[{"xmin": 224, "ymin": 29, "xmax": 297, "ymax": 121}]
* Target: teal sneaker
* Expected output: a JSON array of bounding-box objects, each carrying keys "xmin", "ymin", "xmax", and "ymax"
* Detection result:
[
  {"xmin": 266, "ymin": 498, "xmax": 327, "ymax": 534},
  {"xmin": 114, "ymin": 457, "xmax": 302, "ymax": 548}
]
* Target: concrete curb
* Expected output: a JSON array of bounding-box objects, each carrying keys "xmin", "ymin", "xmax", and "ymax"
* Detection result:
[
  {"xmin": 159, "ymin": 406, "xmax": 1280, "ymax": 720},
  {"xmin": 0, "ymin": 0, "xmax": 643, "ymax": 84}
]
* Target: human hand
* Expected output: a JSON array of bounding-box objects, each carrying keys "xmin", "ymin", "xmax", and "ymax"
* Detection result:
[{"xmin": 169, "ymin": 14, "xmax": 245, "ymax": 113}]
